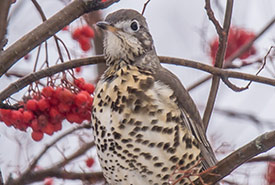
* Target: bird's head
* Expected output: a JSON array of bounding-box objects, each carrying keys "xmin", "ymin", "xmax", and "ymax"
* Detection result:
[{"xmin": 97, "ymin": 9, "xmax": 154, "ymax": 66}]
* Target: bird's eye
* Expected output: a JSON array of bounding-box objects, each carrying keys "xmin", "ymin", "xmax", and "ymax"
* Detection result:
[{"xmin": 130, "ymin": 20, "xmax": 140, "ymax": 32}]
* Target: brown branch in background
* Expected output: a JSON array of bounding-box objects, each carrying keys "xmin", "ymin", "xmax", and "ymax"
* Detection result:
[
  {"xmin": 141, "ymin": 0, "xmax": 151, "ymax": 15},
  {"xmin": 213, "ymin": 107, "xmax": 275, "ymax": 129},
  {"xmin": 203, "ymin": 0, "xmax": 234, "ymax": 132},
  {"xmin": 5, "ymin": 140, "xmax": 97, "ymax": 185},
  {"xmin": 84, "ymin": 10, "xmax": 105, "ymax": 80},
  {"xmin": 0, "ymin": 56, "xmax": 104, "ymax": 102},
  {"xmin": 0, "ymin": 171, "xmax": 3, "ymax": 185},
  {"xmin": 187, "ymin": 17, "xmax": 275, "ymax": 91},
  {"xmin": 11, "ymin": 170, "xmax": 104, "ymax": 185},
  {"xmin": 204, "ymin": 0, "xmax": 223, "ymax": 35},
  {"xmin": 221, "ymin": 76, "xmax": 249, "ymax": 92},
  {"xmin": 0, "ymin": 0, "xmax": 11, "ymax": 50},
  {"xmin": 56, "ymin": 141, "xmax": 95, "ymax": 168},
  {"xmin": 195, "ymin": 131, "xmax": 275, "ymax": 184},
  {"xmin": 28, "ymin": 125, "xmax": 91, "ymax": 175},
  {"xmin": 0, "ymin": 0, "xmax": 120, "ymax": 78},
  {"xmin": 2, "ymin": 56, "xmax": 275, "ymax": 104},
  {"xmin": 5, "ymin": 124, "xmax": 91, "ymax": 185},
  {"xmin": 247, "ymin": 155, "xmax": 275, "ymax": 163}
]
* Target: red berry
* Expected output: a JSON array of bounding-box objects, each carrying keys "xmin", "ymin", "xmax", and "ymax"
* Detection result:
[
  {"xmin": 0, "ymin": 109, "xmax": 11, "ymax": 118},
  {"xmin": 49, "ymin": 107, "xmax": 63, "ymax": 122},
  {"xmin": 210, "ymin": 27, "xmax": 256, "ymax": 66},
  {"xmin": 23, "ymin": 111, "xmax": 34, "ymax": 123},
  {"xmin": 31, "ymin": 119, "xmax": 40, "ymax": 131},
  {"xmin": 74, "ymin": 78, "xmax": 85, "ymax": 89},
  {"xmin": 37, "ymin": 114, "xmax": 48, "ymax": 129},
  {"xmin": 49, "ymin": 97, "xmax": 59, "ymax": 106},
  {"xmin": 42, "ymin": 86, "xmax": 54, "ymax": 98},
  {"xmin": 11, "ymin": 110, "xmax": 23, "ymax": 126},
  {"xmin": 31, "ymin": 131, "xmax": 44, "ymax": 141},
  {"xmin": 72, "ymin": 28, "xmax": 82, "ymax": 40},
  {"xmin": 26, "ymin": 99, "xmax": 38, "ymax": 111},
  {"xmin": 58, "ymin": 102, "xmax": 71, "ymax": 113},
  {"xmin": 267, "ymin": 162, "xmax": 275, "ymax": 184},
  {"xmin": 24, "ymin": 54, "xmax": 30, "ymax": 60},
  {"xmin": 75, "ymin": 93, "xmax": 88, "ymax": 108},
  {"xmin": 85, "ymin": 157, "xmax": 95, "ymax": 168},
  {"xmin": 56, "ymin": 88, "xmax": 75, "ymax": 105},
  {"xmin": 42, "ymin": 123, "xmax": 55, "ymax": 135},
  {"xmin": 79, "ymin": 109, "xmax": 92, "ymax": 121},
  {"xmin": 78, "ymin": 36, "xmax": 91, "ymax": 51},
  {"xmin": 62, "ymin": 25, "xmax": 69, "ymax": 31},
  {"xmin": 87, "ymin": 96, "xmax": 93, "ymax": 107},
  {"xmin": 66, "ymin": 113, "xmax": 83, "ymax": 124},
  {"xmin": 44, "ymin": 178, "xmax": 54, "ymax": 185},
  {"xmin": 81, "ymin": 26, "xmax": 95, "ymax": 38},
  {"xmin": 53, "ymin": 121, "xmax": 62, "ymax": 131},
  {"xmin": 75, "ymin": 67, "xmax": 82, "ymax": 73},
  {"xmin": 38, "ymin": 98, "xmax": 50, "ymax": 111},
  {"xmin": 82, "ymin": 83, "xmax": 95, "ymax": 94},
  {"xmin": 0, "ymin": 109, "xmax": 12, "ymax": 126}
]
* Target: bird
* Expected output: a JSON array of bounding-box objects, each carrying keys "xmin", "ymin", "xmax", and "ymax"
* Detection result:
[{"xmin": 91, "ymin": 9, "xmax": 218, "ymax": 185}]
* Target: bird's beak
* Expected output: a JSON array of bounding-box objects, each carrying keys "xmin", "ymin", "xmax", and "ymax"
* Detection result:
[{"xmin": 96, "ymin": 21, "xmax": 118, "ymax": 33}]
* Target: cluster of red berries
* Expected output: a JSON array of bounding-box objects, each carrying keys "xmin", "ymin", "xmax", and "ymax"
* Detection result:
[
  {"xmin": 72, "ymin": 25, "xmax": 95, "ymax": 52},
  {"xmin": 210, "ymin": 26, "xmax": 256, "ymax": 66},
  {"xmin": 266, "ymin": 162, "xmax": 275, "ymax": 184},
  {"xmin": 0, "ymin": 78, "xmax": 95, "ymax": 141}
]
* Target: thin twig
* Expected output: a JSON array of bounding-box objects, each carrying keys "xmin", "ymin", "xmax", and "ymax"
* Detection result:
[
  {"xmin": 28, "ymin": 124, "xmax": 91, "ymax": 173},
  {"xmin": 204, "ymin": 0, "xmax": 223, "ymax": 35},
  {"xmin": 56, "ymin": 140, "xmax": 95, "ymax": 168},
  {"xmin": 202, "ymin": 0, "xmax": 234, "ymax": 132},
  {"xmin": 213, "ymin": 107, "xmax": 275, "ymax": 129},
  {"xmin": 141, "ymin": 0, "xmax": 151, "ymax": 15},
  {"xmin": 0, "ymin": 0, "xmax": 11, "ymax": 50}
]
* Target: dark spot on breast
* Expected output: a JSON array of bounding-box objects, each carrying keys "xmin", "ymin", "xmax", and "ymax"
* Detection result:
[
  {"xmin": 113, "ymin": 132, "xmax": 121, "ymax": 139},
  {"xmin": 134, "ymin": 121, "xmax": 142, "ymax": 126},
  {"xmin": 139, "ymin": 77, "xmax": 154, "ymax": 91},
  {"xmin": 185, "ymin": 138, "xmax": 192, "ymax": 149},
  {"xmin": 128, "ymin": 118, "xmax": 135, "ymax": 125},
  {"xmin": 132, "ymin": 75, "xmax": 139, "ymax": 82},
  {"xmin": 151, "ymin": 119, "xmax": 158, "ymax": 124},
  {"xmin": 154, "ymin": 162, "xmax": 163, "ymax": 167},
  {"xmin": 114, "ymin": 85, "xmax": 118, "ymax": 92},
  {"xmin": 118, "ymin": 124, "xmax": 125, "ymax": 129},
  {"xmin": 142, "ymin": 140, "xmax": 149, "ymax": 145},
  {"xmin": 157, "ymin": 142, "xmax": 164, "ymax": 148}
]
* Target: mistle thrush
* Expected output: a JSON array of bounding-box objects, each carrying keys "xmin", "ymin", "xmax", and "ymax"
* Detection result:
[{"xmin": 91, "ymin": 9, "xmax": 217, "ymax": 185}]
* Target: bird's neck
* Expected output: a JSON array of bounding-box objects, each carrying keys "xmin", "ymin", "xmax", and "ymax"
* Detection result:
[{"xmin": 105, "ymin": 48, "xmax": 160, "ymax": 70}]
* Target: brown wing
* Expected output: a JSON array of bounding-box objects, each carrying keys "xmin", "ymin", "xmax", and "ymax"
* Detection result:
[{"xmin": 152, "ymin": 66, "xmax": 218, "ymax": 169}]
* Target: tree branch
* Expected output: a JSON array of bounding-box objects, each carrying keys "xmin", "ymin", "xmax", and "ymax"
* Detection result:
[
  {"xmin": 1, "ymin": 56, "xmax": 275, "ymax": 104},
  {"xmin": 195, "ymin": 131, "xmax": 275, "ymax": 184},
  {"xmin": 203, "ymin": 0, "xmax": 234, "ymax": 131},
  {"xmin": 0, "ymin": 0, "xmax": 11, "ymax": 50},
  {"xmin": 5, "ymin": 141, "xmax": 96, "ymax": 185},
  {"xmin": 0, "ymin": 0, "xmax": 120, "ymax": 78}
]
